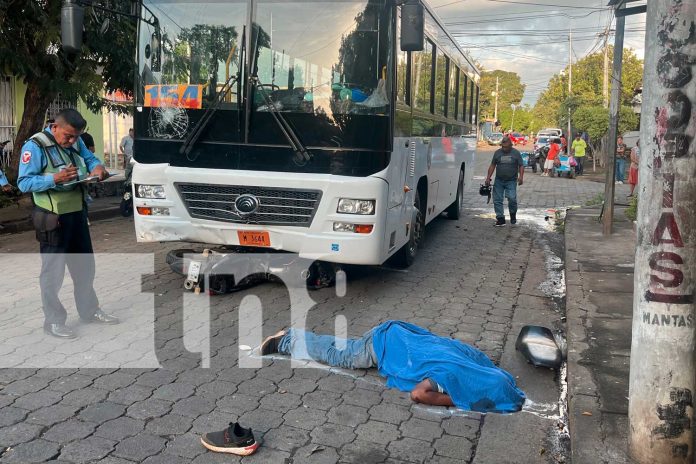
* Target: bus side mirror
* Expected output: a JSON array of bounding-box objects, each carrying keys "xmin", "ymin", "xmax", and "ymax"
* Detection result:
[
  {"xmin": 61, "ymin": 1, "xmax": 85, "ymax": 54},
  {"xmin": 400, "ymin": 2, "xmax": 424, "ymax": 52}
]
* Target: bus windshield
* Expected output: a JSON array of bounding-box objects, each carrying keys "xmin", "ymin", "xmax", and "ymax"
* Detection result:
[
  {"xmin": 137, "ymin": 0, "xmax": 391, "ymax": 146},
  {"xmin": 252, "ymin": 0, "xmax": 389, "ymax": 119}
]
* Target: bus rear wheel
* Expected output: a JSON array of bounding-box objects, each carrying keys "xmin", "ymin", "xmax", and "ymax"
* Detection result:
[
  {"xmin": 394, "ymin": 190, "xmax": 424, "ymax": 268},
  {"xmin": 446, "ymin": 169, "xmax": 464, "ymax": 220}
]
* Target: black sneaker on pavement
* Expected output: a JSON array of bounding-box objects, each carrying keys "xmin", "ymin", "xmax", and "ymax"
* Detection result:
[
  {"xmin": 494, "ymin": 217, "xmax": 506, "ymax": 227},
  {"xmin": 510, "ymin": 214, "xmax": 517, "ymax": 225},
  {"xmin": 201, "ymin": 422, "xmax": 259, "ymax": 456}
]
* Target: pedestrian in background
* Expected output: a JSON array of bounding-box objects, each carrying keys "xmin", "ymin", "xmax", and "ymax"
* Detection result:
[
  {"xmin": 0, "ymin": 140, "xmax": 12, "ymax": 193},
  {"xmin": 0, "ymin": 170, "xmax": 12, "ymax": 193},
  {"xmin": 571, "ymin": 133, "xmax": 587, "ymax": 176},
  {"xmin": 120, "ymin": 128, "xmax": 134, "ymax": 180},
  {"xmin": 485, "ymin": 137, "xmax": 524, "ymax": 227},
  {"xmin": 80, "ymin": 132, "xmax": 96, "ymax": 153},
  {"xmin": 543, "ymin": 138, "xmax": 561, "ymax": 176},
  {"xmin": 615, "ymin": 136, "xmax": 627, "ymax": 184},
  {"xmin": 628, "ymin": 139, "xmax": 639, "ymax": 197},
  {"xmin": 17, "ymin": 108, "xmax": 119, "ymax": 339}
]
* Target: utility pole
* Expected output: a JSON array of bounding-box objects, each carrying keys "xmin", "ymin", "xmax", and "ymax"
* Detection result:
[
  {"xmin": 628, "ymin": 1, "xmax": 696, "ymax": 462},
  {"xmin": 567, "ymin": 26, "xmax": 573, "ymax": 141},
  {"xmin": 493, "ymin": 76, "xmax": 499, "ymax": 122},
  {"xmin": 603, "ymin": 30, "xmax": 610, "ymax": 108},
  {"xmin": 510, "ymin": 104, "xmax": 516, "ymax": 132},
  {"xmin": 602, "ymin": 7, "xmax": 625, "ymax": 236}
]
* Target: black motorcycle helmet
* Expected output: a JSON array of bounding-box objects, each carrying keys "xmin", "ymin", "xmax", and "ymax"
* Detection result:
[{"xmin": 479, "ymin": 183, "xmax": 492, "ymax": 203}]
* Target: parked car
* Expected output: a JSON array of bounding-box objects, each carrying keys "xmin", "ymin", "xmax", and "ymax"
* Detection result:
[
  {"xmin": 542, "ymin": 128, "xmax": 563, "ymax": 136},
  {"xmin": 487, "ymin": 132, "xmax": 504, "ymax": 145},
  {"xmin": 534, "ymin": 135, "xmax": 552, "ymax": 152},
  {"xmin": 509, "ymin": 132, "xmax": 527, "ymax": 145}
]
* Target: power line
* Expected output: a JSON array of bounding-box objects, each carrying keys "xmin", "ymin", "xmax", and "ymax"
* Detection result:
[{"xmin": 486, "ymin": 0, "xmax": 610, "ymax": 10}]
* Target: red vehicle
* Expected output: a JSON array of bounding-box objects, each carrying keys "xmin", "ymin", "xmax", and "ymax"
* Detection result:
[{"xmin": 508, "ymin": 132, "xmax": 528, "ymax": 146}]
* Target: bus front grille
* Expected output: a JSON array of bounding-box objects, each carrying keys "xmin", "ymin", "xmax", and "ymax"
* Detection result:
[{"xmin": 176, "ymin": 183, "xmax": 322, "ymax": 227}]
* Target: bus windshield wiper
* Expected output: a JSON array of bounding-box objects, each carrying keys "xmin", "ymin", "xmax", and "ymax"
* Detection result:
[
  {"xmin": 179, "ymin": 72, "xmax": 239, "ymax": 157},
  {"xmin": 251, "ymin": 76, "xmax": 312, "ymax": 165}
]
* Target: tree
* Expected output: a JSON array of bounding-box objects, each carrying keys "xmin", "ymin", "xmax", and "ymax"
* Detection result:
[
  {"xmin": 0, "ymin": 1, "xmax": 136, "ymax": 182},
  {"xmin": 573, "ymin": 105, "xmax": 639, "ymax": 165},
  {"xmin": 478, "ymin": 70, "xmax": 525, "ymax": 121},
  {"xmin": 497, "ymin": 106, "xmax": 533, "ymax": 133},
  {"xmin": 532, "ymin": 47, "xmax": 643, "ymax": 129}
]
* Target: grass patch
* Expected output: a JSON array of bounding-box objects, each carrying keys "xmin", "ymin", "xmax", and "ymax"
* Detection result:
[
  {"xmin": 625, "ymin": 195, "xmax": 638, "ymax": 222},
  {"xmin": 585, "ymin": 193, "xmax": 604, "ymax": 207}
]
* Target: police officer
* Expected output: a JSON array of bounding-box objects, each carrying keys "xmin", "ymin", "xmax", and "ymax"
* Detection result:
[{"xmin": 18, "ymin": 109, "xmax": 119, "ymax": 339}]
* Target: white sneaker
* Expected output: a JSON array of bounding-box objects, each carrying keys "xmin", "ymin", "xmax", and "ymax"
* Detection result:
[{"xmin": 615, "ymin": 180, "xmax": 623, "ymax": 184}]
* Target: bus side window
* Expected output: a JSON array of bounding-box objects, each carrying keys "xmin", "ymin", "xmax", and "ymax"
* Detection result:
[
  {"xmin": 412, "ymin": 39, "xmax": 433, "ymax": 114},
  {"xmin": 396, "ymin": 11, "xmax": 410, "ymax": 106}
]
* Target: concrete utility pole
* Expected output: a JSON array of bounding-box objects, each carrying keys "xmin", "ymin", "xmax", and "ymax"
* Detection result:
[
  {"xmin": 603, "ymin": 31, "xmax": 610, "ymax": 108},
  {"xmin": 628, "ymin": 1, "xmax": 696, "ymax": 463},
  {"xmin": 493, "ymin": 76, "xmax": 499, "ymax": 122},
  {"xmin": 568, "ymin": 26, "xmax": 572, "ymax": 140},
  {"xmin": 602, "ymin": 8, "xmax": 625, "ymax": 236}
]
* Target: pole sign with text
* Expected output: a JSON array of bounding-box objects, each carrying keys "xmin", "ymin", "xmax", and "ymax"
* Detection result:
[{"xmin": 628, "ymin": 1, "xmax": 696, "ymax": 463}]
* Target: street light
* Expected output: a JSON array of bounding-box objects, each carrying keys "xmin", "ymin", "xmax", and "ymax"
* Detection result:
[{"xmin": 510, "ymin": 104, "xmax": 517, "ymax": 132}]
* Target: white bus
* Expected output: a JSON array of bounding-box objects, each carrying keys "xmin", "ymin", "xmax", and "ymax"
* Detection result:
[{"xmin": 132, "ymin": 0, "xmax": 480, "ymax": 267}]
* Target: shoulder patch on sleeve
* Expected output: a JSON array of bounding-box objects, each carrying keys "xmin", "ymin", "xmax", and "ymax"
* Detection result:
[{"xmin": 21, "ymin": 151, "xmax": 32, "ymax": 164}]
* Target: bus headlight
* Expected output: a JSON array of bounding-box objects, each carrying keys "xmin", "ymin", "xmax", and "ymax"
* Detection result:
[
  {"xmin": 337, "ymin": 198, "xmax": 375, "ymax": 215},
  {"xmin": 136, "ymin": 184, "xmax": 166, "ymax": 199}
]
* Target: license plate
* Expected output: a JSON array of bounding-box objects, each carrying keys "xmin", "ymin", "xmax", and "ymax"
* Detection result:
[
  {"xmin": 187, "ymin": 261, "xmax": 202, "ymax": 282},
  {"xmin": 237, "ymin": 231, "xmax": 271, "ymax": 247}
]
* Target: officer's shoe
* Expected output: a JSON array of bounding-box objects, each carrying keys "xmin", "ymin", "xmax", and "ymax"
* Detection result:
[
  {"xmin": 44, "ymin": 324, "xmax": 77, "ymax": 339},
  {"xmin": 85, "ymin": 310, "xmax": 120, "ymax": 325}
]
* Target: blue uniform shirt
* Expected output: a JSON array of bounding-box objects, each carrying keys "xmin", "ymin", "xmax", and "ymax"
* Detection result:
[{"xmin": 18, "ymin": 128, "xmax": 102, "ymax": 193}]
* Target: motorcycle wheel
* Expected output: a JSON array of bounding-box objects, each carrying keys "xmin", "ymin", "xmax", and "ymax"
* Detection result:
[{"xmin": 120, "ymin": 198, "xmax": 133, "ymax": 217}]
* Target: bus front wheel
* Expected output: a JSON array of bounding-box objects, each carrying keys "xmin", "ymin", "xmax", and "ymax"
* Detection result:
[
  {"xmin": 394, "ymin": 190, "xmax": 424, "ymax": 268},
  {"xmin": 446, "ymin": 169, "xmax": 464, "ymax": 220}
]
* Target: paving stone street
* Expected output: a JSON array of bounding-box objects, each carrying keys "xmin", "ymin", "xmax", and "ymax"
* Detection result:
[{"xmin": 0, "ymin": 146, "xmax": 630, "ymax": 463}]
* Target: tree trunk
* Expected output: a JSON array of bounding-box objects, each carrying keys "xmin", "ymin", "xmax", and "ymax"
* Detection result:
[{"xmin": 7, "ymin": 80, "xmax": 56, "ymax": 183}]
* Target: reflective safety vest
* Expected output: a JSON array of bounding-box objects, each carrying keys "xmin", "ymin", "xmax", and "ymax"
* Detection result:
[{"xmin": 30, "ymin": 132, "xmax": 88, "ymax": 215}]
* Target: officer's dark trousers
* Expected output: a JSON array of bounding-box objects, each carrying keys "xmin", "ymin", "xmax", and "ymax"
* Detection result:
[{"xmin": 38, "ymin": 209, "xmax": 99, "ymax": 326}]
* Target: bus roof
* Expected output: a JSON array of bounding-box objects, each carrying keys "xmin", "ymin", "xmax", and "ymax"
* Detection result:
[{"xmin": 421, "ymin": 0, "xmax": 481, "ymax": 82}]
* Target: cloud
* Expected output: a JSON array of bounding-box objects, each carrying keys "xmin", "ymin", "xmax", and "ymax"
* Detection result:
[{"xmin": 431, "ymin": 0, "xmax": 646, "ymax": 105}]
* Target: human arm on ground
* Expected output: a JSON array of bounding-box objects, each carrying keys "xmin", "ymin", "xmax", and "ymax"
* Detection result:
[{"xmin": 410, "ymin": 379, "xmax": 454, "ymax": 407}]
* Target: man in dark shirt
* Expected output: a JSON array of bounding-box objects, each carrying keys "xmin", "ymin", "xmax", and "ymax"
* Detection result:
[{"xmin": 485, "ymin": 137, "xmax": 524, "ymax": 227}]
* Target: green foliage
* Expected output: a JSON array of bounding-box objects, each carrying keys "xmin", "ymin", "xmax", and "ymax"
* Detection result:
[
  {"xmin": 625, "ymin": 195, "xmax": 638, "ymax": 221},
  {"xmin": 532, "ymin": 47, "xmax": 643, "ymax": 130},
  {"xmin": 0, "ymin": 0, "xmax": 136, "ymax": 113},
  {"xmin": 573, "ymin": 105, "xmax": 640, "ymax": 142},
  {"xmin": 479, "ymin": 70, "xmax": 525, "ymax": 121},
  {"xmin": 497, "ymin": 106, "xmax": 533, "ymax": 133},
  {"xmin": 585, "ymin": 192, "xmax": 605, "ymax": 207}
]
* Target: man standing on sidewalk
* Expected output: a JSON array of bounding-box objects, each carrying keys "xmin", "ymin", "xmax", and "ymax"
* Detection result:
[
  {"xmin": 615, "ymin": 136, "xmax": 627, "ymax": 184},
  {"xmin": 485, "ymin": 137, "xmax": 524, "ymax": 227},
  {"xmin": 571, "ymin": 133, "xmax": 587, "ymax": 176}
]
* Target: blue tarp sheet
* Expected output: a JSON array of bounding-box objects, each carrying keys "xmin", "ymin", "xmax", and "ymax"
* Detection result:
[{"xmin": 372, "ymin": 320, "xmax": 526, "ymax": 413}]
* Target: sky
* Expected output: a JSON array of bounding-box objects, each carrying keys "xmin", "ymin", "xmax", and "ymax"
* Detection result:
[{"xmin": 429, "ymin": 0, "xmax": 647, "ymax": 106}]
